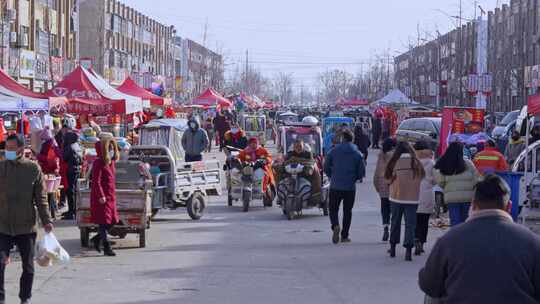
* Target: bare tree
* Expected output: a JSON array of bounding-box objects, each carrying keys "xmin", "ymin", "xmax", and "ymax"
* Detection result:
[
  {"xmin": 274, "ymin": 72, "xmax": 294, "ymax": 106},
  {"xmin": 318, "ymin": 69, "xmax": 353, "ymax": 103},
  {"xmin": 224, "ymin": 63, "xmax": 273, "ymax": 97}
]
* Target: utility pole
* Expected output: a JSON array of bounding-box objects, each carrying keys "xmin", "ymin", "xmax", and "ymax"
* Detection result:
[{"xmin": 244, "ymin": 49, "xmax": 248, "ymax": 94}]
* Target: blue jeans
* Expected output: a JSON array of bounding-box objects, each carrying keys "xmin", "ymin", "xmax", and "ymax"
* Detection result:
[
  {"xmin": 448, "ymin": 203, "xmax": 471, "ymax": 227},
  {"xmin": 390, "ymin": 202, "xmax": 418, "ymax": 248}
]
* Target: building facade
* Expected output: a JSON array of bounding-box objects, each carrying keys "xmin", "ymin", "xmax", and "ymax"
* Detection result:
[
  {"xmin": 395, "ymin": 0, "xmax": 540, "ymax": 112},
  {"xmin": 180, "ymin": 38, "xmax": 223, "ymax": 101},
  {"xmin": 79, "ymin": 0, "xmax": 175, "ymax": 96},
  {"xmin": 0, "ymin": 0, "xmax": 79, "ymax": 92}
]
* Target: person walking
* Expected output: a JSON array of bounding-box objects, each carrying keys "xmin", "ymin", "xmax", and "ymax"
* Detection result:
[
  {"xmin": 372, "ymin": 115, "xmax": 382, "ymax": 149},
  {"xmin": 181, "ymin": 118, "xmax": 209, "ymax": 162},
  {"xmin": 384, "ymin": 141, "xmax": 425, "ymax": 261},
  {"xmin": 0, "ymin": 134, "xmax": 53, "ymax": 304},
  {"xmin": 213, "ymin": 110, "xmax": 231, "ymax": 151},
  {"xmin": 373, "ymin": 138, "xmax": 396, "ymax": 242},
  {"xmin": 473, "ymin": 139, "xmax": 509, "ymax": 174},
  {"xmin": 324, "ymin": 130, "xmax": 366, "ymax": 244},
  {"xmin": 90, "ymin": 135, "xmax": 119, "ymax": 257},
  {"xmin": 505, "ymin": 130, "xmax": 526, "ymax": 167},
  {"xmin": 413, "ymin": 141, "xmax": 436, "ymax": 256},
  {"xmin": 203, "ymin": 117, "xmax": 214, "ymax": 153},
  {"xmin": 62, "ymin": 131, "xmax": 82, "ymax": 220},
  {"xmin": 354, "ymin": 124, "xmax": 371, "ymax": 161},
  {"xmin": 419, "ymin": 174, "xmax": 540, "ymax": 304},
  {"xmin": 434, "ymin": 142, "xmax": 480, "ymax": 227}
]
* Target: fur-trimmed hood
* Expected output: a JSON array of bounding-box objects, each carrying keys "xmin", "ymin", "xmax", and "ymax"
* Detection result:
[{"xmin": 95, "ymin": 137, "xmax": 120, "ymax": 165}]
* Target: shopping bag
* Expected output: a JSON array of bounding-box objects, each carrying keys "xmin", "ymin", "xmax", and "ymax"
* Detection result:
[{"xmin": 36, "ymin": 232, "xmax": 70, "ymax": 267}]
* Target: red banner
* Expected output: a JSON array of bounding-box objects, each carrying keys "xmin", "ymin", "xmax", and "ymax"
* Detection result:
[{"xmin": 439, "ymin": 107, "xmax": 485, "ymax": 155}]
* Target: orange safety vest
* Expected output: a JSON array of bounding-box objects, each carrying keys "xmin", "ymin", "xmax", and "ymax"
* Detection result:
[{"xmin": 473, "ymin": 147, "xmax": 509, "ymax": 174}]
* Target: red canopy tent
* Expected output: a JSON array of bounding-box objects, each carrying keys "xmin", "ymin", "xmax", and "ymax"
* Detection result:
[
  {"xmin": 192, "ymin": 88, "xmax": 232, "ymax": 107},
  {"xmin": 46, "ymin": 66, "xmax": 133, "ymax": 115},
  {"xmin": 116, "ymin": 77, "xmax": 171, "ymax": 107}
]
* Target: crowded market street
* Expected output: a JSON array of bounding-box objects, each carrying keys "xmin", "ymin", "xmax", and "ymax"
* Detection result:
[{"xmin": 3, "ymin": 144, "xmax": 443, "ymax": 304}]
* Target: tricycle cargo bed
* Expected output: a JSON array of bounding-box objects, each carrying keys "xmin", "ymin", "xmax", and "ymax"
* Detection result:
[{"xmin": 78, "ymin": 189, "xmax": 151, "ymax": 211}]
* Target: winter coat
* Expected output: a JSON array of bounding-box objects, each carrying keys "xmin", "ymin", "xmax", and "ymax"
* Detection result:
[
  {"xmin": 419, "ymin": 210, "xmax": 540, "ymax": 304},
  {"xmin": 238, "ymin": 146, "xmax": 275, "ymax": 192},
  {"xmin": 373, "ymin": 150, "xmax": 391, "ymax": 198},
  {"xmin": 37, "ymin": 139, "xmax": 62, "ymax": 175},
  {"xmin": 63, "ymin": 131, "xmax": 82, "ymax": 174},
  {"xmin": 435, "ymin": 159, "xmax": 480, "ymax": 204},
  {"xmin": 473, "ymin": 147, "xmax": 509, "ymax": 174},
  {"xmin": 90, "ymin": 139, "xmax": 119, "ymax": 225},
  {"xmin": 505, "ymin": 138, "xmax": 526, "ymax": 166},
  {"xmin": 416, "ymin": 150, "xmax": 436, "ymax": 214},
  {"xmin": 213, "ymin": 115, "xmax": 231, "ymax": 135},
  {"xmin": 0, "ymin": 157, "xmax": 51, "ymax": 236},
  {"xmin": 224, "ymin": 130, "xmax": 248, "ymax": 150},
  {"xmin": 354, "ymin": 126, "xmax": 371, "ymax": 157},
  {"xmin": 387, "ymin": 153, "xmax": 424, "ymax": 204},
  {"xmin": 324, "ymin": 142, "xmax": 366, "ymax": 191},
  {"xmin": 181, "ymin": 119, "xmax": 209, "ymax": 157}
]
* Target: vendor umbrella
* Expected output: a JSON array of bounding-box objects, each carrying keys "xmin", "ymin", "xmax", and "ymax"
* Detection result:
[{"xmin": 192, "ymin": 88, "xmax": 232, "ymax": 107}]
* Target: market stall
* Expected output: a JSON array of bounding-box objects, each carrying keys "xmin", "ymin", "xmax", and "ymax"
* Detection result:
[
  {"xmin": 192, "ymin": 88, "xmax": 232, "ymax": 108},
  {"xmin": 116, "ymin": 76, "xmax": 172, "ymax": 107}
]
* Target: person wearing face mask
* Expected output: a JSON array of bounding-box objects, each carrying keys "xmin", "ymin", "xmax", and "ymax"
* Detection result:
[
  {"xmin": 90, "ymin": 135, "xmax": 119, "ymax": 257},
  {"xmin": 181, "ymin": 118, "xmax": 209, "ymax": 162},
  {"xmin": 0, "ymin": 134, "xmax": 53, "ymax": 304},
  {"xmin": 505, "ymin": 130, "xmax": 525, "ymax": 167},
  {"xmin": 223, "ymin": 123, "xmax": 248, "ymax": 151},
  {"xmin": 62, "ymin": 131, "xmax": 82, "ymax": 220}
]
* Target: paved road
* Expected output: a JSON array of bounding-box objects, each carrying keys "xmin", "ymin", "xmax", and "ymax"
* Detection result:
[{"xmin": 4, "ymin": 146, "xmax": 444, "ymax": 304}]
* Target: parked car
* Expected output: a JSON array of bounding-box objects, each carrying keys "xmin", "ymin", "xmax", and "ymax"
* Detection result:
[
  {"xmin": 396, "ymin": 117, "xmax": 441, "ymax": 151},
  {"xmin": 495, "ymin": 120, "xmax": 516, "ymax": 153},
  {"xmin": 491, "ymin": 110, "xmax": 519, "ymax": 139}
]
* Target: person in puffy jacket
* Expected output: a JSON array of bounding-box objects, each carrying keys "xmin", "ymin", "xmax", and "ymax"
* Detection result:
[
  {"xmin": 373, "ymin": 138, "xmax": 396, "ymax": 242},
  {"xmin": 413, "ymin": 141, "xmax": 436, "ymax": 256},
  {"xmin": 385, "ymin": 141, "xmax": 425, "ymax": 261},
  {"xmin": 62, "ymin": 131, "xmax": 82, "ymax": 219},
  {"xmin": 181, "ymin": 118, "xmax": 209, "ymax": 162},
  {"xmin": 90, "ymin": 136, "xmax": 119, "ymax": 256},
  {"xmin": 505, "ymin": 131, "xmax": 525, "ymax": 167},
  {"xmin": 435, "ymin": 142, "xmax": 481, "ymax": 227}
]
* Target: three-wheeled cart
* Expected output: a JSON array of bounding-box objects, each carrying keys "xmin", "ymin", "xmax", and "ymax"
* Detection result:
[
  {"xmin": 240, "ymin": 114, "xmax": 267, "ymax": 144},
  {"xmin": 77, "ymin": 161, "xmax": 153, "ymax": 248}
]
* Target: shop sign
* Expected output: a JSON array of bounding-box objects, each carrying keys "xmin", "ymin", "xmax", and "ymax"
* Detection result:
[
  {"xmin": 35, "ymin": 54, "xmax": 49, "ymax": 80},
  {"xmin": 19, "ymin": 50, "xmax": 35, "ymax": 78}
]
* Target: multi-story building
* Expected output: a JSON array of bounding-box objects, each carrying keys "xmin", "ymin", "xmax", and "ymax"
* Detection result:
[
  {"xmin": 395, "ymin": 0, "xmax": 540, "ymax": 112},
  {"xmin": 488, "ymin": 0, "xmax": 540, "ymax": 112},
  {"xmin": 79, "ymin": 0, "xmax": 175, "ymax": 95},
  {"xmin": 0, "ymin": 0, "xmax": 79, "ymax": 92},
  {"xmin": 394, "ymin": 21, "xmax": 479, "ymax": 108},
  {"xmin": 181, "ymin": 38, "xmax": 223, "ymax": 100}
]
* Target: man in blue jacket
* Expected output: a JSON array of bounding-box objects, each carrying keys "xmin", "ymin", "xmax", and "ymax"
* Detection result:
[{"xmin": 324, "ymin": 130, "xmax": 366, "ymax": 244}]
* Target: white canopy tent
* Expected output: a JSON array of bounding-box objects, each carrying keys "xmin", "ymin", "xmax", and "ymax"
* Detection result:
[{"xmin": 374, "ymin": 89, "xmax": 419, "ymax": 106}]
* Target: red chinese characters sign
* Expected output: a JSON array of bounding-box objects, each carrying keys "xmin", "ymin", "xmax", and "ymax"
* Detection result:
[{"xmin": 439, "ymin": 107, "xmax": 485, "ymax": 155}]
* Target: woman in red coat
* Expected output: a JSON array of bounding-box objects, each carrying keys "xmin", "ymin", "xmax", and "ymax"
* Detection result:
[{"xmin": 90, "ymin": 136, "xmax": 120, "ymax": 256}]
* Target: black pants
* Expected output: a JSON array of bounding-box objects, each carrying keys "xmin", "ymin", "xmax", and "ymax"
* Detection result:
[
  {"xmin": 185, "ymin": 154, "xmax": 203, "ymax": 162},
  {"xmin": 381, "ymin": 197, "xmax": 391, "ymax": 225},
  {"xmin": 390, "ymin": 202, "xmax": 418, "ymax": 248},
  {"xmin": 99, "ymin": 224, "xmax": 113, "ymax": 243},
  {"xmin": 329, "ymin": 189, "xmax": 356, "ymax": 239},
  {"xmin": 372, "ymin": 133, "xmax": 380, "ymax": 148},
  {"xmin": 0, "ymin": 233, "xmax": 36, "ymax": 302},
  {"xmin": 416, "ymin": 213, "xmax": 430, "ymax": 243},
  {"xmin": 66, "ymin": 171, "xmax": 79, "ymax": 216}
]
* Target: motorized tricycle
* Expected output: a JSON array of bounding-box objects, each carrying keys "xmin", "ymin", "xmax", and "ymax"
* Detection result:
[
  {"xmin": 240, "ymin": 114, "xmax": 267, "ymax": 146},
  {"xmin": 77, "ymin": 161, "xmax": 153, "ymax": 248},
  {"xmin": 225, "ymin": 146, "xmax": 273, "ymax": 212},
  {"xmin": 131, "ymin": 119, "xmax": 222, "ymax": 220},
  {"xmin": 275, "ymin": 120, "xmax": 329, "ymax": 219}
]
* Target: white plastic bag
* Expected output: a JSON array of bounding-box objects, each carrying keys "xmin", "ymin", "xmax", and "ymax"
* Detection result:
[{"xmin": 36, "ymin": 233, "xmax": 70, "ymax": 267}]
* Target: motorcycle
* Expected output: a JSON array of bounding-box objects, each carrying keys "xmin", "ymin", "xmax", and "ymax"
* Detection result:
[
  {"xmin": 225, "ymin": 146, "xmax": 273, "ymax": 212},
  {"xmin": 277, "ymin": 162, "xmax": 328, "ymax": 220}
]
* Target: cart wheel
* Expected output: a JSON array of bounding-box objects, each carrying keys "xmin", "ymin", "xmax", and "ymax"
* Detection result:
[
  {"xmin": 80, "ymin": 228, "xmax": 90, "ymax": 248},
  {"xmin": 187, "ymin": 192, "xmax": 206, "ymax": 220},
  {"xmin": 139, "ymin": 229, "xmax": 146, "ymax": 248},
  {"xmin": 242, "ymin": 191, "xmax": 250, "ymax": 212},
  {"xmin": 263, "ymin": 188, "xmax": 274, "ymax": 207}
]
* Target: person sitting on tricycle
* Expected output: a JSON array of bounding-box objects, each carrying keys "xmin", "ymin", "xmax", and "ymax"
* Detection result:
[
  {"xmin": 238, "ymin": 137, "xmax": 275, "ymax": 196},
  {"xmin": 275, "ymin": 139, "xmax": 322, "ymax": 205},
  {"xmin": 223, "ymin": 123, "xmax": 248, "ymax": 151}
]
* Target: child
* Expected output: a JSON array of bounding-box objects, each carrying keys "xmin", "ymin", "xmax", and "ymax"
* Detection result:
[{"xmin": 414, "ymin": 141, "xmax": 436, "ymax": 255}]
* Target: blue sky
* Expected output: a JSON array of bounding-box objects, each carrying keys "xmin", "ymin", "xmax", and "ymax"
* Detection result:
[{"xmin": 122, "ymin": 0, "xmax": 502, "ymax": 89}]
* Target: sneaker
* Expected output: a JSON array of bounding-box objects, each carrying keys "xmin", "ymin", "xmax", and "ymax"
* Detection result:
[
  {"xmin": 332, "ymin": 226, "xmax": 340, "ymax": 244},
  {"xmin": 341, "ymin": 237, "xmax": 351, "ymax": 243}
]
